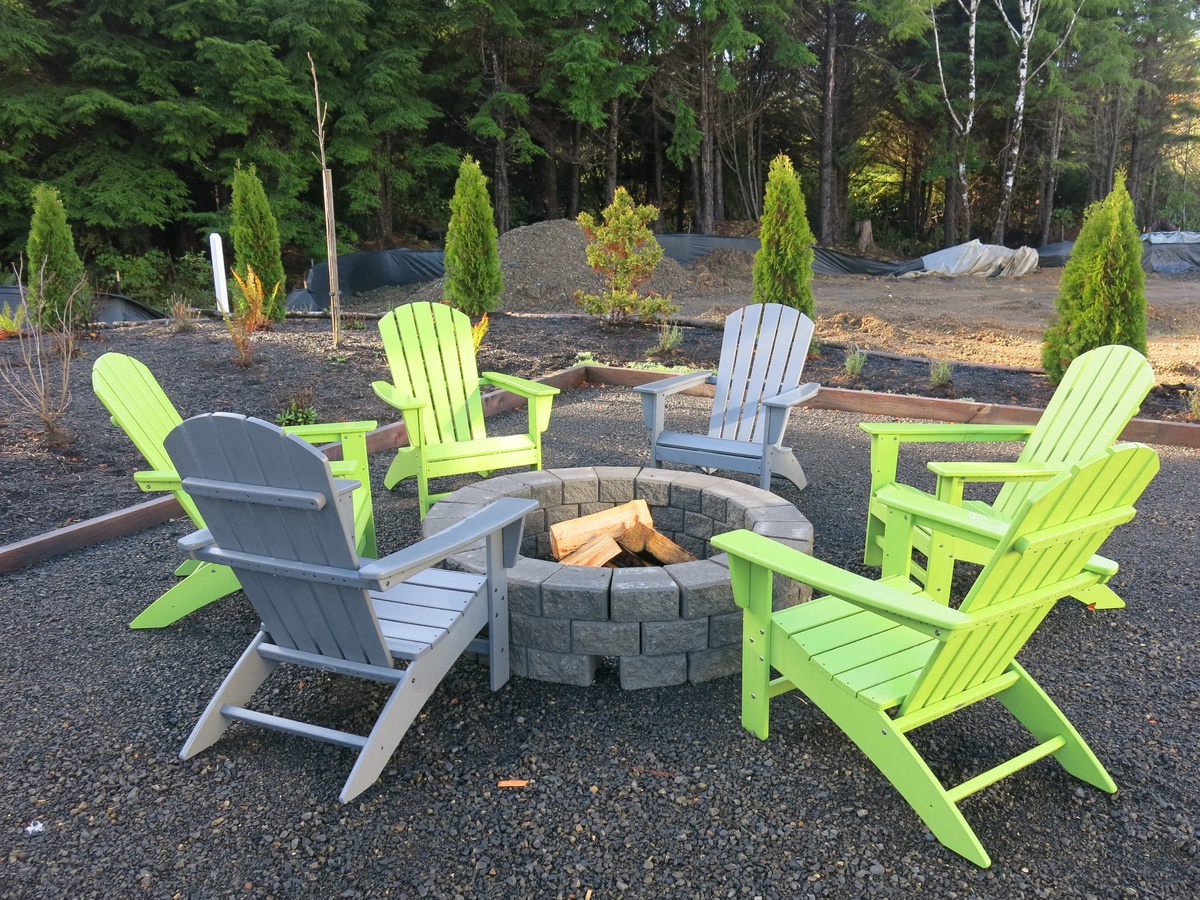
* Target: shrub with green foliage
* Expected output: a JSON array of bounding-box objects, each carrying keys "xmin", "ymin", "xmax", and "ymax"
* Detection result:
[
  {"xmin": 1042, "ymin": 173, "xmax": 1147, "ymax": 384},
  {"xmin": 26, "ymin": 184, "xmax": 92, "ymax": 328},
  {"xmin": 231, "ymin": 165, "xmax": 286, "ymax": 321},
  {"xmin": 444, "ymin": 157, "xmax": 503, "ymax": 317},
  {"xmin": 576, "ymin": 187, "xmax": 677, "ymax": 324},
  {"xmin": 752, "ymin": 154, "xmax": 815, "ymax": 317}
]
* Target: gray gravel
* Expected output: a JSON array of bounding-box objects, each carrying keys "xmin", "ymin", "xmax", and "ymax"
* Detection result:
[{"xmin": 2, "ymin": 329, "xmax": 1199, "ymax": 897}]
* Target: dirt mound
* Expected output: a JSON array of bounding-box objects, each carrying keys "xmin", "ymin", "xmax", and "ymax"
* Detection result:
[{"xmin": 818, "ymin": 312, "xmax": 896, "ymax": 347}]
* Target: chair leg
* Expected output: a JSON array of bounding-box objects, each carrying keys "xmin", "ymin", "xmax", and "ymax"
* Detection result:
[
  {"xmin": 339, "ymin": 611, "xmax": 487, "ymax": 803},
  {"xmin": 997, "ymin": 663, "xmax": 1117, "ymax": 793},
  {"xmin": 130, "ymin": 563, "xmax": 243, "ymax": 628},
  {"xmin": 383, "ymin": 447, "xmax": 419, "ymax": 491},
  {"xmin": 1071, "ymin": 583, "xmax": 1125, "ymax": 610},
  {"xmin": 774, "ymin": 653, "xmax": 992, "ymax": 867},
  {"xmin": 766, "ymin": 446, "xmax": 807, "ymax": 491},
  {"xmin": 174, "ymin": 559, "xmax": 202, "ymax": 577},
  {"xmin": 181, "ymin": 632, "xmax": 278, "ymax": 759}
]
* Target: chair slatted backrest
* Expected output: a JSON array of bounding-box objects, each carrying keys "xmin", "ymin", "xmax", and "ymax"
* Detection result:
[
  {"xmin": 900, "ymin": 444, "xmax": 1159, "ymax": 717},
  {"xmin": 165, "ymin": 413, "xmax": 392, "ymax": 668},
  {"xmin": 997, "ymin": 345, "xmax": 1155, "ymax": 516},
  {"xmin": 709, "ymin": 303, "xmax": 814, "ymax": 443},
  {"xmin": 378, "ymin": 302, "xmax": 486, "ymax": 447},
  {"xmin": 92, "ymin": 352, "xmax": 199, "ymax": 524}
]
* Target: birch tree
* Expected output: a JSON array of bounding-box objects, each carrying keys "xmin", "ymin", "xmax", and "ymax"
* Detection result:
[
  {"xmin": 988, "ymin": 0, "xmax": 1083, "ymax": 244},
  {"xmin": 929, "ymin": 0, "xmax": 981, "ymax": 244}
]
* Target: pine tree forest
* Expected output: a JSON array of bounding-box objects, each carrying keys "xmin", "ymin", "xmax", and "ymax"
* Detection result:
[{"xmin": 1, "ymin": 0, "xmax": 1197, "ymax": 287}]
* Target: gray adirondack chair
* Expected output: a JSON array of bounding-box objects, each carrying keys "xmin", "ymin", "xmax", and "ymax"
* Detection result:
[
  {"xmin": 633, "ymin": 303, "xmax": 818, "ymax": 490},
  {"xmin": 165, "ymin": 412, "xmax": 535, "ymax": 803}
]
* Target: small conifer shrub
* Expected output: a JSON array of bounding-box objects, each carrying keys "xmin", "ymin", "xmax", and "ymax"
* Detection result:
[
  {"xmin": 576, "ymin": 187, "xmax": 678, "ymax": 324},
  {"xmin": 444, "ymin": 157, "xmax": 504, "ymax": 317},
  {"xmin": 230, "ymin": 165, "xmax": 286, "ymax": 321},
  {"xmin": 26, "ymin": 184, "xmax": 92, "ymax": 329},
  {"xmin": 752, "ymin": 154, "xmax": 815, "ymax": 317},
  {"xmin": 1042, "ymin": 173, "xmax": 1148, "ymax": 384}
]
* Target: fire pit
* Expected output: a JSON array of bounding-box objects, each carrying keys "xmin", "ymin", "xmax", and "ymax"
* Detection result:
[{"xmin": 423, "ymin": 467, "xmax": 813, "ymax": 689}]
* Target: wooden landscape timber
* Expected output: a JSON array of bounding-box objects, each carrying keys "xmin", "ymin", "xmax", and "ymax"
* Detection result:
[{"xmin": 3, "ymin": 361, "xmax": 1199, "ymax": 575}]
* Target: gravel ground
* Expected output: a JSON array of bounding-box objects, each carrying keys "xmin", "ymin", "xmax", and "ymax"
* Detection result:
[{"xmin": 1, "ymin": 319, "xmax": 1199, "ymax": 897}]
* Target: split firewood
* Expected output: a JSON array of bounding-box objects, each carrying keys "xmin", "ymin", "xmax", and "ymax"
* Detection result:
[
  {"xmin": 559, "ymin": 534, "xmax": 622, "ymax": 567},
  {"xmin": 550, "ymin": 499, "xmax": 653, "ymax": 559}
]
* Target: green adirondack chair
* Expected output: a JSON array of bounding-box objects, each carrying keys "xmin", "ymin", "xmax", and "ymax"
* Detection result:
[
  {"xmin": 92, "ymin": 352, "xmax": 378, "ymax": 628},
  {"xmin": 861, "ymin": 344, "xmax": 1155, "ymax": 609},
  {"xmin": 372, "ymin": 302, "xmax": 559, "ymax": 516},
  {"xmin": 713, "ymin": 442, "xmax": 1160, "ymax": 867}
]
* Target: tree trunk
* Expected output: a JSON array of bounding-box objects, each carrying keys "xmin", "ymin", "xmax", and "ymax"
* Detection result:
[
  {"xmin": 568, "ymin": 123, "xmax": 581, "ymax": 219},
  {"xmin": 1038, "ymin": 103, "xmax": 1064, "ymax": 247},
  {"xmin": 819, "ymin": 1, "xmax": 837, "ymax": 243},
  {"xmin": 606, "ymin": 98, "xmax": 620, "ymax": 204},
  {"xmin": 698, "ymin": 58, "xmax": 716, "ymax": 234}
]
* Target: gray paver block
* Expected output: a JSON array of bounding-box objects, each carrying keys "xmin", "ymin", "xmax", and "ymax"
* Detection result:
[
  {"xmin": 579, "ymin": 501, "xmax": 614, "ymax": 517},
  {"xmin": 675, "ymin": 534, "xmax": 708, "ymax": 559},
  {"xmin": 445, "ymin": 547, "xmax": 486, "ymax": 575},
  {"xmin": 610, "ymin": 567, "xmax": 680, "ymax": 621},
  {"xmin": 594, "ymin": 467, "xmax": 641, "ymax": 503},
  {"xmin": 545, "ymin": 503, "xmax": 582, "ymax": 528},
  {"xmin": 700, "ymin": 490, "xmax": 729, "ymax": 528},
  {"xmin": 511, "ymin": 613, "xmax": 571, "ymax": 653},
  {"xmin": 651, "ymin": 505, "xmax": 685, "ymax": 533},
  {"xmin": 634, "ymin": 469, "xmax": 676, "ymax": 506},
  {"xmin": 509, "ymin": 645, "xmax": 529, "ymax": 678},
  {"xmin": 507, "ymin": 556, "xmax": 561, "ymax": 616},
  {"xmin": 552, "ymin": 467, "xmax": 600, "ymax": 504},
  {"xmin": 528, "ymin": 650, "xmax": 597, "ymax": 687},
  {"xmin": 688, "ymin": 644, "xmax": 741, "ymax": 683},
  {"xmin": 669, "ymin": 559, "xmax": 736, "ymax": 619},
  {"xmin": 542, "ymin": 566, "xmax": 611, "ymax": 620},
  {"xmin": 707, "ymin": 610, "xmax": 743, "ymax": 648},
  {"xmin": 642, "ymin": 618, "xmax": 708, "ymax": 655},
  {"xmin": 507, "ymin": 470, "xmax": 564, "ymax": 507},
  {"xmin": 422, "ymin": 501, "xmax": 489, "ymax": 539},
  {"xmin": 573, "ymin": 620, "xmax": 641, "ymax": 656},
  {"xmin": 619, "ymin": 653, "xmax": 687, "ymax": 690},
  {"xmin": 683, "ymin": 511, "xmax": 716, "ymax": 541},
  {"xmin": 668, "ymin": 472, "xmax": 713, "ymax": 512}
]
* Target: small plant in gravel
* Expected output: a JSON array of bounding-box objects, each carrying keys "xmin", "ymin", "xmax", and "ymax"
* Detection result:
[
  {"xmin": 223, "ymin": 265, "xmax": 274, "ymax": 367},
  {"xmin": 651, "ymin": 321, "xmax": 683, "ymax": 354},
  {"xmin": 576, "ymin": 187, "xmax": 678, "ymax": 324},
  {"xmin": 1189, "ymin": 389, "xmax": 1200, "ymax": 421},
  {"xmin": 276, "ymin": 388, "xmax": 319, "ymax": 426},
  {"xmin": 471, "ymin": 312, "xmax": 490, "ymax": 351},
  {"xmin": 1042, "ymin": 172, "xmax": 1147, "ymax": 385},
  {"xmin": 752, "ymin": 154, "xmax": 815, "ymax": 317},
  {"xmin": 444, "ymin": 157, "xmax": 504, "ymax": 318},
  {"xmin": 170, "ymin": 297, "xmax": 198, "ymax": 333},
  {"xmin": 0, "ymin": 262, "xmax": 84, "ymax": 442},
  {"xmin": 844, "ymin": 345, "xmax": 867, "ymax": 377},
  {"xmin": 0, "ymin": 301, "xmax": 21, "ymax": 338},
  {"xmin": 930, "ymin": 359, "xmax": 953, "ymax": 386}
]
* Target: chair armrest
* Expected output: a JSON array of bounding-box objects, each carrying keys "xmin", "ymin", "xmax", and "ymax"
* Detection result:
[
  {"xmin": 284, "ymin": 420, "xmax": 378, "ymax": 442},
  {"xmin": 927, "ymin": 460, "xmax": 1065, "ymax": 505},
  {"xmin": 370, "ymin": 381, "xmax": 425, "ymax": 412},
  {"xmin": 133, "ymin": 468, "xmax": 182, "ymax": 493},
  {"xmin": 859, "ymin": 422, "xmax": 1036, "ymax": 443},
  {"xmin": 480, "ymin": 372, "xmax": 560, "ymax": 399},
  {"xmin": 762, "ymin": 382, "xmax": 821, "ymax": 411},
  {"xmin": 873, "ymin": 483, "xmax": 1009, "ymax": 544},
  {"xmin": 359, "ymin": 498, "xmax": 538, "ymax": 591},
  {"xmin": 631, "ymin": 370, "xmax": 714, "ymax": 397},
  {"xmin": 711, "ymin": 530, "xmax": 968, "ymax": 636}
]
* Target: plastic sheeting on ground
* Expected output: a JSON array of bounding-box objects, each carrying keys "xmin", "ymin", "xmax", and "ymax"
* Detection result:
[
  {"xmin": 0, "ymin": 287, "xmax": 164, "ymax": 323},
  {"xmin": 1036, "ymin": 233, "xmax": 1200, "ymax": 274},
  {"xmin": 913, "ymin": 239, "xmax": 1040, "ymax": 277}
]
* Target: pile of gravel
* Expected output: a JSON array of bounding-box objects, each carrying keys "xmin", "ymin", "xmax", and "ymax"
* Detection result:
[{"xmin": 395, "ymin": 219, "xmax": 696, "ymax": 314}]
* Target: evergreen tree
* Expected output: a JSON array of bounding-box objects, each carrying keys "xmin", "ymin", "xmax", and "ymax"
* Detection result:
[
  {"xmin": 1041, "ymin": 172, "xmax": 1147, "ymax": 384},
  {"xmin": 230, "ymin": 164, "xmax": 287, "ymax": 321},
  {"xmin": 752, "ymin": 154, "xmax": 815, "ymax": 317},
  {"xmin": 25, "ymin": 184, "xmax": 91, "ymax": 328},
  {"xmin": 443, "ymin": 156, "xmax": 504, "ymax": 317}
]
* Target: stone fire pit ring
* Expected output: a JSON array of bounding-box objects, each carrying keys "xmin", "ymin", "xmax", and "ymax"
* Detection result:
[{"xmin": 423, "ymin": 467, "xmax": 813, "ymax": 690}]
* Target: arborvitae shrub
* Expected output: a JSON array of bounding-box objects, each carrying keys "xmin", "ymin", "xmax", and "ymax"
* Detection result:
[
  {"xmin": 230, "ymin": 164, "xmax": 286, "ymax": 321},
  {"xmin": 576, "ymin": 187, "xmax": 677, "ymax": 323},
  {"xmin": 443, "ymin": 157, "xmax": 503, "ymax": 317},
  {"xmin": 1042, "ymin": 172, "xmax": 1147, "ymax": 383},
  {"xmin": 26, "ymin": 184, "xmax": 92, "ymax": 328},
  {"xmin": 752, "ymin": 154, "xmax": 815, "ymax": 317}
]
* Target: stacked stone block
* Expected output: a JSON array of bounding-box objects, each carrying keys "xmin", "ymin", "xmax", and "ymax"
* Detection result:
[{"xmin": 427, "ymin": 467, "xmax": 813, "ymax": 689}]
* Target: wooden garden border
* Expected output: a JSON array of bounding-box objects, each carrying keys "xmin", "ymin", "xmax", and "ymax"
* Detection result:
[{"xmin": 2, "ymin": 362, "xmax": 1196, "ymax": 575}]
